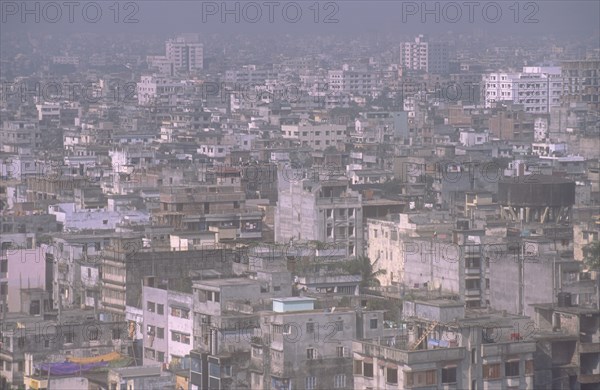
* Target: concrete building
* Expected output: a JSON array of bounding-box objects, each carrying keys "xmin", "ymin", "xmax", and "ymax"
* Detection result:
[
  {"xmin": 276, "ymin": 173, "xmax": 364, "ymax": 258},
  {"xmin": 532, "ymin": 302, "xmax": 600, "ymax": 389},
  {"xmin": 141, "ymin": 278, "xmax": 195, "ymax": 367},
  {"xmin": 400, "ymin": 35, "xmax": 449, "ymax": 74},
  {"xmin": 561, "ymin": 60, "xmax": 600, "ymax": 111},
  {"xmin": 353, "ymin": 299, "xmax": 536, "ymax": 390},
  {"xmin": 250, "ymin": 297, "xmax": 357, "ymax": 390},
  {"xmin": 328, "ymin": 68, "xmax": 378, "ymax": 96},
  {"xmin": 100, "ymin": 237, "xmax": 237, "ymax": 322},
  {"xmin": 483, "ymin": 67, "xmax": 563, "ymax": 113},
  {"xmin": 147, "ymin": 34, "xmax": 203, "ymax": 75},
  {"xmin": 366, "ymin": 215, "xmax": 489, "ymax": 308},
  {"xmin": 281, "ymin": 123, "xmax": 347, "ymax": 151}
]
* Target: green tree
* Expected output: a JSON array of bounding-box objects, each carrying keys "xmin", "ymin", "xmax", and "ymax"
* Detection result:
[
  {"xmin": 583, "ymin": 241, "xmax": 600, "ymax": 271},
  {"xmin": 342, "ymin": 255, "xmax": 387, "ymax": 291}
]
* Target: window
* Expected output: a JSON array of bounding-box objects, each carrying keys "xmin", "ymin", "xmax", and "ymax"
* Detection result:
[
  {"xmin": 505, "ymin": 361, "xmax": 520, "ymax": 377},
  {"xmin": 306, "ymin": 376, "xmax": 317, "ymax": 390},
  {"xmin": 354, "ymin": 360, "xmax": 363, "ymax": 375},
  {"xmin": 335, "ymin": 320, "xmax": 344, "ymax": 332},
  {"xmin": 387, "ymin": 367, "xmax": 398, "ymax": 384},
  {"xmin": 144, "ymin": 348, "xmax": 155, "ymax": 359},
  {"xmin": 157, "ymin": 304, "xmax": 164, "ymax": 315},
  {"xmin": 306, "ymin": 322, "xmax": 315, "ymax": 334},
  {"xmin": 483, "ymin": 363, "xmax": 501, "ymax": 379},
  {"xmin": 442, "ymin": 367, "xmax": 457, "ymax": 383},
  {"xmin": 525, "ymin": 360, "xmax": 534, "ymax": 375},
  {"xmin": 405, "ymin": 370, "xmax": 436, "ymax": 387},
  {"xmin": 147, "ymin": 325, "xmax": 156, "ymax": 336},
  {"xmin": 334, "ymin": 374, "xmax": 346, "ymax": 388},
  {"xmin": 112, "ymin": 328, "xmax": 121, "ymax": 340},
  {"xmin": 64, "ymin": 332, "xmax": 74, "ymax": 344},
  {"xmin": 171, "ymin": 307, "xmax": 190, "ymax": 319},
  {"xmin": 283, "ymin": 324, "xmax": 292, "ymax": 335},
  {"xmin": 364, "ymin": 362, "xmax": 374, "ymax": 378},
  {"xmin": 147, "ymin": 301, "xmax": 155, "ymax": 312},
  {"xmin": 157, "ymin": 327, "xmax": 164, "ymax": 339},
  {"xmin": 336, "ymin": 346, "xmax": 345, "ymax": 357},
  {"xmin": 171, "ymin": 331, "xmax": 191, "ymax": 344},
  {"xmin": 307, "ymin": 348, "xmax": 316, "ymax": 360},
  {"xmin": 157, "ymin": 352, "xmax": 165, "ymax": 362},
  {"xmin": 370, "ymin": 318, "xmax": 378, "ymax": 329}
]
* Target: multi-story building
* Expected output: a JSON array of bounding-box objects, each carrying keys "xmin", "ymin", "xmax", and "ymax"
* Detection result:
[
  {"xmin": 100, "ymin": 237, "xmax": 237, "ymax": 322},
  {"xmin": 136, "ymin": 75, "xmax": 187, "ymax": 106},
  {"xmin": 281, "ymin": 123, "xmax": 347, "ymax": 151},
  {"xmin": 141, "ymin": 278, "xmax": 194, "ymax": 367},
  {"xmin": 367, "ymin": 216, "xmax": 490, "ymax": 308},
  {"xmin": 153, "ymin": 184, "xmax": 263, "ymax": 239},
  {"xmin": 353, "ymin": 299, "xmax": 537, "ymax": 390},
  {"xmin": 532, "ymin": 301, "xmax": 600, "ymax": 390},
  {"xmin": 483, "ymin": 67, "xmax": 563, "ymax": 113},
  {"xmin": 147, "ymin": 34, "xmax": 203, "ymax": 75},
  {"xmin": 250, "ymin": 297, "xmax": 357, "ymax": 390},
  {"xmin": 561, "ymin": 60, "xmax": 600, "ymax": 111},
  {"xmin": 0, "ymin": 121, "xmax": 43, "ymax": 153},
  {"xmin": 400, "ymin": 35, "xmax": 449, "ymax": 74},
  {"xmin": 0, "ymin": 307, "xmax": 130, "ymax": 389},
  {"xmin": 276, "ymin": 173, "xmax": 364, "ymax": 258},
  {"xmin": 328, "ymin": 68, "xmax": 378, "ymax": 96}
]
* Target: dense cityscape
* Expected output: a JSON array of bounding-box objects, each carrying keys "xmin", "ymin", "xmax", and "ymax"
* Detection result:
[{"xmin": 0, "ymin": 1, "xmax": 599, "ymax": 389}]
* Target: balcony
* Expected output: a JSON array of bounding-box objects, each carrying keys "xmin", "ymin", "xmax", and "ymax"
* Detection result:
[
  {"xmin": 465, "ymin": 268, "xmax": 481, "ymax": 276},
  {"xmin": 465, "ymin": 289, "xmax": 481, "ymax": 296},
  {"xmin": 353, "ymin": 340, "xmax": 465, "ymax": 364},
  {"xmin": 579, "ymin": 373, "xmax": 600, "ymax": 384},
  {"xmin": 579, "ymin": 342, "xmax": 600, "ymax": 354},
  {"xmin": 481, "ymin": 341, "xmax": 536, "ymax": 358}
]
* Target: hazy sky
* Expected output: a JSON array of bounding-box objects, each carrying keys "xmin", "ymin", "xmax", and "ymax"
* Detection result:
[{"xmin": 1, "ymin": 0, "xmax": 598, "ymax": 39}]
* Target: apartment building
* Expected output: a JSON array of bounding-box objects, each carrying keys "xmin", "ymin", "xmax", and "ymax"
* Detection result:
[
  {"xmin": 250, "ymin": 297, "xmax": 356, "ymax": 390},
  {"xmin": 153, "ymin": 184, "xmax": 263, "ymax": 240},
  {"xmin": 353, "ymin": 299, "xmax": 536, "ymax": 390},
  {"xmin": 281, "ymin": 123, "xmax": 347, "ymax": 151},
  {"xmin": 276, "ymin": 174, "xmax": 364, "ymax": 258},
  {"xmin": 366, "ymin": 215, "xmax": 489, "ymax": 308},
  {"xmin": 532, "ymin": 301, "xmax": 600, "ymax": 389},
  {"xmin": 328, "ymin": 68, "xmax": 378, "ymax": 96},
  {"xmin": 400, "ymin": 35, "xmax": 449, "ymax": 74},
  {"xmin": 483, "ymin": 67, "xmax": 563, "ymax": 113},
  {"xmin": 141, "ymin": 278, "xmax": 194, "ymax": 367},
  {"xmin": 561, "ymin": 60, "xmax": 600, "ymax": 111}
]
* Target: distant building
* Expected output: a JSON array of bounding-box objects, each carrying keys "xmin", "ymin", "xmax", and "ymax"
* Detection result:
[
  {"xmin": 561, "ymin": 60, "xmax": 600, "ymax": 111},
  {"xmin": 400, "ymin": 35, "xmax": 449, "ymax": 74},
  {"xmin": 483, "ymin": 67, "xmax": 563, "ymax": 113}
]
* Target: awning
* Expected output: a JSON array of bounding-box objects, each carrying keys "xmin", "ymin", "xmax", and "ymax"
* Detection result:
[{"xmin": 67, "ymin": 351, "xmax": 122, "ymax": 364}]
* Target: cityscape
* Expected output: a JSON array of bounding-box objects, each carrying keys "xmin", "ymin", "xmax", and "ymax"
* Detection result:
[{"xmin": 0, "ymin": 1, "xmax": 599, "ymax": 389}]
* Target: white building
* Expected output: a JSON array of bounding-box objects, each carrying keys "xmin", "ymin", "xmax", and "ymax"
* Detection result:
[
  {"xmin": 147, "ymin": 34, "xmax": 203, "ymax": 75},
  {"xmin": 400, "ymin": 35, "xmax": 449, "ymax": 74},
  {"xmin": 142, "ymin": 282, "xmax": 194, "ymax": 366},
  {"xmin": 136, "ymin": 75, "xmax": 186, "ymax": 106},
  {"xmin": 459, "ymin": 129, "xmax": 489, "ymax": 147},
  {"xmin": 281, "ymin": 123, "xmax": 347, "ymax": 151},
  {"xmin": 483, "ymin": 66, "xmax": 563, "ymax": 113},
  {"xmin": 327, "ymin": 67, "xmax": 378, "ymax": 96}
]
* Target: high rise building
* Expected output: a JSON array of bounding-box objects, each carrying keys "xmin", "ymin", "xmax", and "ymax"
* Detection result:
[
  {"xmin": 483, "ymin": 67, "xmax": 563, "ymax": 113},
  {"xmin": 165, "ymin": 34, "xmax": 204, "ymax": 73},
  {"xmin": 400, "ymin": 35, "xmax": 449, "ymax": 74}
]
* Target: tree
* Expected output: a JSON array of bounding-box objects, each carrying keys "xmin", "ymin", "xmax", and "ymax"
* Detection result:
[
  {"xmin": 583, "ymin": 241, "xmax": 600, "ymax": 271},
  {"xmin": 342, "ymin": 255, "xmax": 387, "ymax": 291}
]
